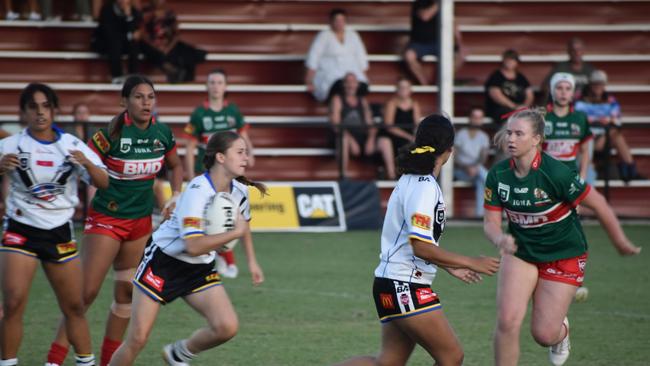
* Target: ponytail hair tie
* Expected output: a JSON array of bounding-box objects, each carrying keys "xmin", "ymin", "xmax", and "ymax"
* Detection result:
[{"xmin": 410, "ymin": 146, "xmax": 436, "ymax": 154}]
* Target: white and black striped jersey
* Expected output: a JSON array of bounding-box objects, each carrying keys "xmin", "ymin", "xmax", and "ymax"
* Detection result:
[
  {"xmin": 151, "ymin": 172, "xmax": 250, "ymax": 264},
  {"xmin": 374, "ymin": 174, "xmax": 446, "ymax": 285},
  {"xmin": 0, "ymin": 128, "xmax": 105, "ymax": 229}
]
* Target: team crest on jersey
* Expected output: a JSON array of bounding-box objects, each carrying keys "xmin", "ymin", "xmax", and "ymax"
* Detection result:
[
  {"xmin": 227, "ymin": 116, "xmax": 237, "ymax": 127},
  {"xmin": 544, "ymin": 122, "xmax": 553, "ymax": 136},
  {"xmin": 183, "ymin": 124, "xmax": 195, "ymax": 135},
  {"xmin": 534, "ymin": 188, "xmax": 551, "ymax": 206},
  {"xmin": 571, "ymin": 124, "xmax": 581, "ymax": 136},
  {"xmin": 484, "ymin": 188, "xmax": 493, "ymax": 201},
  {"xmin": 153, "ymin": 139, "xmax": 165, "ymax": 152},
  {"xmin": 120, "ymin": 138, "xmax": 132, "ymax": 153},
  {"xmin": 498, "ymin": 182, "xmax": 510, "ymax": 202},
  {"xmin": 202, "ymin": 117, "xmax": 214, "ymax": 130},
  {"xmin": 412, "ymin": 213, "xmax": 432, "ymax": 230},
  {"xmin": 92, "ymin": 131, "xmax": 110, "ymax": 154}
]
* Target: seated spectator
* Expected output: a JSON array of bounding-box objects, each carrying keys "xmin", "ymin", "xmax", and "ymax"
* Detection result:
[
  {"xmin": 92, "ymin": 0, "xmax": 142, "ymax": 83},
  {"xmin": 575, "ymin": 70, "xmax": 644, "ymax": 182},
  {"xmin": 454, "ymin": 106, "xmax": 489, "ymax": 217},
  {"xmin": 403, "ymin": 0, "xmax": 466, "ymax": 85},
  {"xmin": 305, "ymin": 8, "xmax": 369, "ymax": 103},
  {"xmin": 73, "ymin": 0, "xmax": 94, "ymax": 21},
  {"xmin": 543, "ymin": 73, "xmax": 592, "ymax": 181},
  {"xmin": 330, "ymin": 73, "xmax": 395, "ymax": 180},
  {"xmin": 382, "ymin": 77, "xmax": 422, "ymax": 154},
  {"xmin": 541, "ymin": 37, "xmax": 595, "ymax": 103},
  {"xmin": 484, "ymin": 49, "xmax": 533, "ymax": 124},
  {"xmin": 4, "ymin": 0, "xmax": 40, "ymax": 20},
  {"xmin": 140, "ymin": 0, "xmax": 206, "ymax": 83}
]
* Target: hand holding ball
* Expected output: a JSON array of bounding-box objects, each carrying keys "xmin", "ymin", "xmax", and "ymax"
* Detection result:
[{"xmin": 205, "ymin": 192, "xmax": 240, "ymax": 251}]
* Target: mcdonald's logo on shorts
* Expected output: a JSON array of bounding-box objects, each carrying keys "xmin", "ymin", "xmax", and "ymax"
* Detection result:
[
  {"xmin": 56, "ymin": 242, "xmax": 77, "ymax": 255},
  {"xmin": 380, "ymin": 293, "xmax": 395, "ymax": 310}
]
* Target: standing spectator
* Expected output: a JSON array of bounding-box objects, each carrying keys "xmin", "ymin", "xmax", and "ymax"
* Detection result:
[
  {"xmin": 140, "ymin": 0, "xmax": 206, "ymax": 83},
  {"xmin": 484, "ymin": 49, "xmax": 534, "ymax": 124},
  {"xmin": 330, "ymin": 73, "xmax": 395, "ymax": 180},
  {"xmin": 575, "ymin": 70, "xmax": 644, "ymax": 182},
  {"xmin": 382, "ymin": 77, "xmax": 422, "ymax": 154},
  {"xmin": 92, "ymin": 0, "xmax": 142, "ymax": 83},
  {"xmin": 74, "ymin": 0, "xmax": 93, "ymax": 21},
  {"xmin": 541, "ymin": 37, "xmax": 595, "ymax": 102},
  {"xmin": 454, "ymin": 106, "xmax": 490, "ymax": 217},
  {"xmin": 543, "ymin": 73, "xmax": 592, "ymax": 182},
  {"xmin": 305, "ymin": 8, "xmax": 369, "ymax": 103},
  {"xmin": 4, "ymin": 0, "xmax": 41, "ymax": 20}
]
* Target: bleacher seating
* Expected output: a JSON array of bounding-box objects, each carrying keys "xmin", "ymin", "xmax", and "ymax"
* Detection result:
[{"xmin": 0, "ymin": 0, "xmax": 648, "ymax": 218}]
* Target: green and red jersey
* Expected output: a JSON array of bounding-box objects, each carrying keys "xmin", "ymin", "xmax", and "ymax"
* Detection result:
[
  {"xmin": 484, "ymin": 151, "xmax": 591, "ymax": 263},
  {"xmin": 183, "ymin": 100, "xmax": 248, "ymax": 173},
  {"xmin": 88, "ymin": 112, "xmax": 176, "ymax": 219},
  {"xmin": 543, "ymin": 106, "xmax": 593, "ymax": 171}
]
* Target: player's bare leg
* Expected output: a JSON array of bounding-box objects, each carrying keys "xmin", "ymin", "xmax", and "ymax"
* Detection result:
[
  {"xmin": 494, "ymin": 255, "xmax": 538, "ymax": 366},
  {"xmin": 334, "ymin": 321, "xmax": 415, "ymax": 366}
]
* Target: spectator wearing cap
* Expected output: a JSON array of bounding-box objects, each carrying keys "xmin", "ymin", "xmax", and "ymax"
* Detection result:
[
  {"xmin": 305, "ymin": 8, "xmax": 370, "ymax": 103},
  {"xmin": 543, "ymin": 72, "xmax": 593, "ymax": 181},
  {"xmin": 541, "ymin": 37, "xmax": 596, "ymax": 102},
  {"xmin": 575, "ymin": 70, "xmax": 644, "ymax": 182},
  {"xmin": 484, "ymin": 49, "xmax": 534, "ymax": 124}
]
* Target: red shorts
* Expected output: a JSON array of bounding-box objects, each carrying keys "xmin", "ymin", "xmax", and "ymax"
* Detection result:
[
  {"xmin": 535, "ymin": 253, "xmax": 588, "ymax": 286},
  {"xmin": 84, "ymin": 208, "xmax": 152, "ymax": 242}
]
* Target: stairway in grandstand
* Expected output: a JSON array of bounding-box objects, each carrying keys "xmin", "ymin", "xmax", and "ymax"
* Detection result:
[{"xmin": 0, "ymin": 0, "xmax": 648, "ymax": 218}]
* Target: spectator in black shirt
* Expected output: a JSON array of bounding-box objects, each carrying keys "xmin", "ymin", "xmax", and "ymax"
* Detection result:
[{"xmin": 484, "ymin": 49, "xmax": 533, "ymax": 124}]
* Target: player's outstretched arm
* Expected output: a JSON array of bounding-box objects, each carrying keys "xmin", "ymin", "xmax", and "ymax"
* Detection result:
[
  {"xmin": 443, "ymin": 267, "xmax": 483, "ymax": 284},
  {"xmin": 580, "ymin": 188, "xmax": 642, "ymax": 256},
  {"xmin": 484, "ymin": 209, "xmax": 517, "ymax": 255},
  {"xmin": 410, "ymin": 239, "xmax": 500, "ymax": 275}
]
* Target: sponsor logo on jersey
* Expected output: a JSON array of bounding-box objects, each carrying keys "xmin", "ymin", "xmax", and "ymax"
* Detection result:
[
  {"xmin": 36, "ymin": 160, "xmax": 54, "ymax": 167},
  {"xmin": 137, "ymin": 139, "xmax": 149, "ymax": 144},
  {"xmin": 108, "ymin": 201, "xmax": 119, "ymax": 212},
  {"xmin": 2, "ymin": 232, "xmax": 26, "ymax": 245},
  {"xmin": 183, "ymin": 217, "xmax": 201, "ymax": 229},
  {"xmin": 418, "ymin": 176, "xmax": 430, "ymax": 182},
  {"xmin": 92, "ymin": 131, "xmax": 110, "ymax": 154},
  {"xmin": 415, "ymin": 288, "xmax": 437, "ymax": 305},
  {"xmin": 484, "ymin": 188, "xmax": 493, "ymax": 201},
  {"xmin": 578, "ymin": 257, "xmax": 586, "ymax": 272},
  {"xmin": 412, "ymin": 213, "xmax": 432, "ymax": 230},
  {"xmin": 544, "ymin": 122, "xmax": 553, "ymax": 135},
  {"xmin": 120, "ymin": 138, "xmax": 132, "ymax": 153},
  {"xmin": 512, "ymin": 199, "xmax": 532, "ymax": 207},
  {"xmin": 133, "ymin": 147, "xmax": 152, "ymax": 153},
  {"xmin": 205, "ymin": 273, "xmax": 221, "ymax": 282},
  {"xmin": 202, "ymin": 117, "xmax": 213, "ymax": 130},
  {"xmin": 123, "ymin": 161, "xmax": 163, "ymax": 175},
  {"xmin": 56, "ymin": 242, "xmax": 77, "ymax": 255},
  {"xmin": 400, "ymin": 293, "xmax": 410, "ymax": 305},
  {"xmin": 296, "ymin": 193, "xmax": 335, "ymax": 219},
  {"xmin": 514, "ymin": 187, "xmax": 528, "ymax": 194},
  {"xmin": 506, "ymin": 211, "xmax": 549, "ymax": 226},
  {"xmin": 556, "ymin": 122, "xmax": 568, "ymax": 128},
  {"xmin": 143, "ymin": 267, "xmax": 165, "ymax": 292},
  {"xmin": 380, "ymin": 293, "xmax": 395, "ymax": 310},
  {"xmin": 505, "ymin": 202, "xmax": 572, "ymax": 228},
  {"xmin": 498, "ymin": 183, "xmax": 510, "ymax": 202}
]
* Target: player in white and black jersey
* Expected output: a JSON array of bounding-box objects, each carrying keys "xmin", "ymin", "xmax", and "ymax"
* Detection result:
[
  {"xmin": 110, "ymin": 131, "xmax": 265, "ymax": 366},
  {"xmin": 336, "ymin": 114, "xmax": 500, "ymax": 366},
  {"xmin": 0, "ymin": 83, "xmax": 109, "ymax": 366}
]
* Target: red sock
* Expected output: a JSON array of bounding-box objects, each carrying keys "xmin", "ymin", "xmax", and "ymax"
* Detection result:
[
  {"xmin": 221, "ymin": 250, "xmax": 236, "ymax": 265},
  {"xmin": 46, "ymin": 342, "xmax": 69, "ymax": 365},
  {"xmin": 100, "ymin": 337, "xmax": 122, "ymax": 366}
]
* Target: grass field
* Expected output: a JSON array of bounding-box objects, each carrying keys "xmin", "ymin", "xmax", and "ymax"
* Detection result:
[{"xmin": 14, "ymin": 224, "xmax": 650, "ymax": 365}]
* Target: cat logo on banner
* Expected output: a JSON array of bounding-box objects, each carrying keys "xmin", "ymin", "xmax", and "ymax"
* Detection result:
[{"xmin": 248, "ymin": 182, "xmax": 346, "ymax": 232}]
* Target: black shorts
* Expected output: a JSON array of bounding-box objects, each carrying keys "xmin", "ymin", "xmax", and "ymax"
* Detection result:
[
  {"xmin": 372, "ymin": 277, "xmax": 441, "ymax": 323},
  {"xmin": 133, "ymin": 243, "xmax": 222, "ymax": 304},
  {"xmin": 1, "ymin": 217, "xmax": 78, "ymax": 263}
]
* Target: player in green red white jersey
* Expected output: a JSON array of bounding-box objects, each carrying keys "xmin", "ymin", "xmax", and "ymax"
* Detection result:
[
  {"xmin": 543, "ymin": 72, "xmax": 593, "ymax": 180},
  {"xmin": 182, "ymin": 68, "xmax": 255, "ymax": 278},
  {"xmin": 483, "ymin": 109, "xmax": 641, "ymax": 366},
  {"xmin": 183, "ymin": 68, "xmax": 255, "ymax": 178},
  {"xmin": 46, "ymin": 76, "xmax": 184, "ymax": 366}
]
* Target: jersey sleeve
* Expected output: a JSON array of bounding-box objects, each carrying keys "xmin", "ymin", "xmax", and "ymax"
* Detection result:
[
  {"xmin": 176, "ymin": 182, "xmax": 210, "ymax": 239},
  {"xmin": 233, "ymin": 104, "xmax": 249, "ymax": 133},
  {"xmin": 555, "ymin": 168, "xmax": 591, "ymax": 207},
  {"xmin": 72, "ymin": 136, "xmax": 107, "ymax": 184},
  {"xmin": 578, "ymin": 112, "xmax": 593, "ymax": 144},
  {"xmin": 404, "ymin": 183, "xmax": 439, "ymax": 245},
  {"xmin": 483, "ymin": 168, "xmax": 503, "ymax": 211},
  {"xmin": 182, "ymin": 108, "xmax": 203, "ymax": 141},
  {"xmin": 87, "ymin": 128, "xmax": 111, "ymax": 160},
  {"xmin": 160, "ymin": 123, "xmax": 177, "ymax": 157}
]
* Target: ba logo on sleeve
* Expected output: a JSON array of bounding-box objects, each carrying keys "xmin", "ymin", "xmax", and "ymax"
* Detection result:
[
  {"xmin": 484, "ymin": 188, "xmax": 493, "ymax": 201},
  {"xmin": 498, "ymin": 182, "xmax": 510, "ymax": 202},
  {"xmin": 411, "ymin": 213, "xmax": 432, "ymax": 230}
]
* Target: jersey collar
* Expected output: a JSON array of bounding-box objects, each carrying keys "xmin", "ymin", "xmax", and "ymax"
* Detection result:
[
  {"xmin": 26, "ymin": 125, "xmax": 63, "ymax": 145},
  {"xmin": 203, "ymin": 99, "xmax": 229, "ymax": 110},
  {"xmin": 203, "ymin": 171, "xmax": 233, "ymax": 193},
  {"xmin": 510, "ymin": 150, "xmax": 542, "ymax": 171}
]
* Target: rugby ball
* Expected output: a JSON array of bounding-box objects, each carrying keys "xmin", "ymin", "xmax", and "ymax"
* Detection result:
[{"xmin": 205, "ymin": 192, "xmax": 239, "ymax": 251}]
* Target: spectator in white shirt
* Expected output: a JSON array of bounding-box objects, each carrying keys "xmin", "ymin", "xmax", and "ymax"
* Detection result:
[
  {"xmin": 305, "ymin": 8, "xmax": 369, "ymax": 103},
  {"xmin": 454, "ymin": 106, "xmax": 490, "ymax": 217}
]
